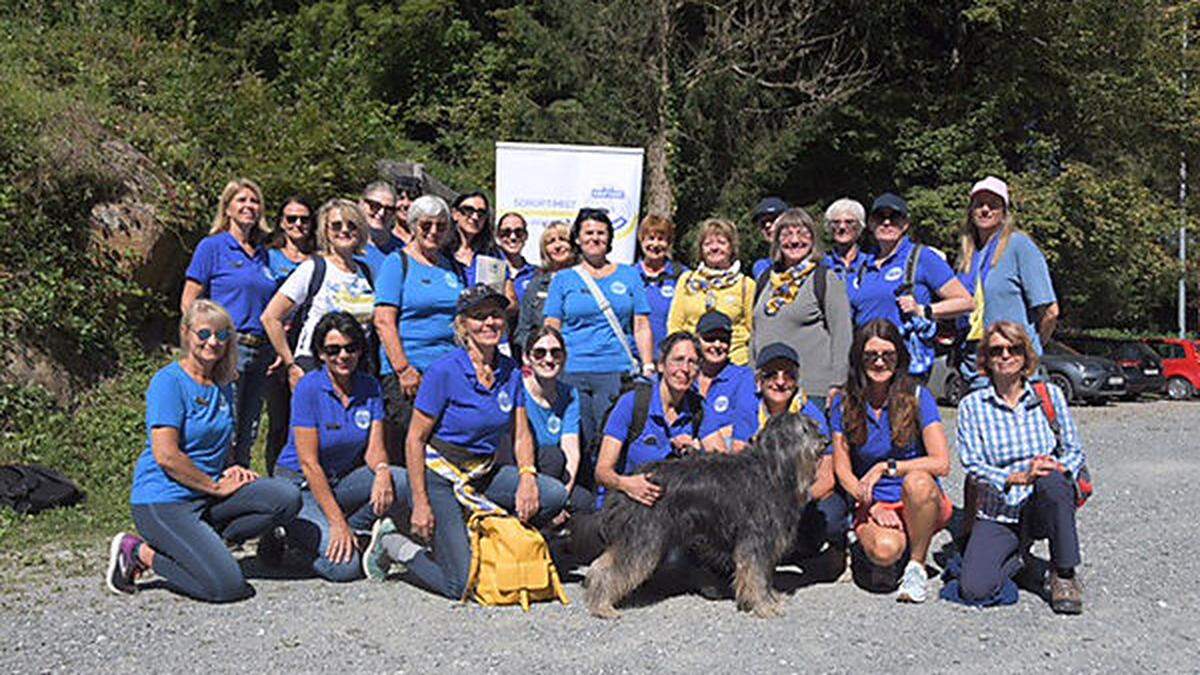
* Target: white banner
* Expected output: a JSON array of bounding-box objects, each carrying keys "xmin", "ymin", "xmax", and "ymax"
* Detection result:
[{"xmin": 495, "ymin": 141, "xmax": 645, "ymax": 265}]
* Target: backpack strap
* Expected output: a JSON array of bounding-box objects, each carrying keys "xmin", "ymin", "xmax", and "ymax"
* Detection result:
[
  {"xmin": 289, "ymin": 256, "xmax": 328, "ymax": 351},
  {"xmin": 903, "ymin": 243, "xmax": 924, "ymax": 291},
  {"xmin": 753, "ymin": 269, "xmax": 771, "ymax": 306},
  {"xmin": 813, "ymin": 261, "xmax": 828, "ymax": 329},
  {"xmin": 1031, "ymin": 381, "xmax": 1063, "ymax": 451},
  {"xmin": 615, "ymin": 383, "xmax": 654, "ymax": 476},
  {"xmin": 355, "ymin": 258, "xmax": 374, "ymax": 290}
]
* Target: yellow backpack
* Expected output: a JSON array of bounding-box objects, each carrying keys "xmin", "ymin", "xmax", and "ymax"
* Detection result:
[{"xmin": 462, "ymin": 512, "xmax": 569, "ymax": 611}]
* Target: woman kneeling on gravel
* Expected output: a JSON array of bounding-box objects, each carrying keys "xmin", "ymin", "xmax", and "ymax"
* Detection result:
[
  {"xmin": 262, "ymin": 312, "xmax": 407, "ymax": 582},
  {"xmin": 948, "ymin": 321, "xmax": 1086, "ymax": 614},
  {"xmin": 107, "ymin": 300, "xmax": 302, "ymax": 602}
]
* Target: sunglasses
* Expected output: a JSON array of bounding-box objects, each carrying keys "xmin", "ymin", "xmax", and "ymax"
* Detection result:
[
  {"xmin": 497, "ymin": 227, "xmax": 527, "ymax": 240},
  {"xmin": 283, "ymin": 214, "xmax": 311, "ymax": 225},
  {"xmin": 363, "ymin": 198, "xmax": 396, "ymax": 215},
  {"xmin": 760, "ymin": 367, "xmax": 798, "ymax": 381},
  {"xmin": 192, "ymin": 327, "xmax": 232, "ymax": 343},
  {"xmin": 530, "ymin": 346, "xmax": 564, "ymax": 361},
  {"xmin": 327, "ymin": 220, "xmax": 355, "ymax": 233},
  {"xmin": 397, "ymin": 189, "xmax": 420, "ymax": 201},
  {"xmin": 700, "ymin": 332, "xmax": 732, "ymax": 344},
  {"xmin": 986, "ymin": 344, "xmax": 1026, "ymax": 359},
  {"xmin": 863, "ymin": 349, "xmax": 898, "ymax": 366},
  {"xmin": 870, "ymin": 211, "xmax": 906, "ymax": 226},
  {"xmin": 456, "ymin": 205, "xmax": 488, "ymax": 219},
  {"xmin": 322, "ymin": 342, "xmax": 362, "ymax": 357},
  {"xmin": 466, "ymin": 307, "xmax": 506, "ymax": 321}
]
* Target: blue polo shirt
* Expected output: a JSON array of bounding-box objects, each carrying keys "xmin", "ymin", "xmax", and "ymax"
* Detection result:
[
  {"xmin": 829, "ymin": 387, "xmax": 941, "ymax": 504},
  {"xmin": 965, "ymin": 232, "xmax": 1056, "ymax": 355},
  {"xmin": 267, "ymin": 248, "xmax": 303, "ymax": 284},
  {"xmin": 374, "ymin": 250, "xmax": 464, "ymax": 375},
  {"xmin": 597, "ymin": 379, "xmax": 704, "ymax": 506},
  {"xmin": 131, "ymin": 362, "xmax": 234, "ymax": 505},
  {"xmin": 822, "ymin": 250, "xmax": 873, "ymax": 282},
  {"xmin": 524, "ymin": 380, "xmax": 581, "ymax": 448},
  {"xmin": 639, "ymin": 260, "xmax": 687, "ymax": 350},
  {"xmin": 185, "ymin": 232, "xmax": 277, "ymax": 336},
  {"xmin": 415, "ymin": 349, "xmax": 524, "ymax": 456},
  {"xmin": 848, "ymin": 236, "xmax": 954, "ymax": 329},
  {"xmin": 698, "ymin": 363, "xmax": 758, "ymax": 443},
  {"xmin": 360, "ymin": 243, "xmax": 389, "ymax": 279},
  {"xmin": 544, "ymin": 264, "xmax": 650, "ymax": 374},
  {"xmin": 752, "ymin": 257, "xmax": 772, "ymax": 280},
  {"xmin": 512, "ymin": 262, "xmax": 539, "ymax": 304},
  {"xmin": 275, "ymin": 368, "xmax": 385, "ymax": 480}
]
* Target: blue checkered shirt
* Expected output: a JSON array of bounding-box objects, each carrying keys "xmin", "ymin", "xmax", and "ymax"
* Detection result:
[{"xmin": 956, "ymin": 382, "xmax": 1086, "ymax": 523}]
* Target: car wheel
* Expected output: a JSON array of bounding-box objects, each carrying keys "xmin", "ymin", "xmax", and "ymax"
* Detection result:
[
  {"xmin": 1167, "ymin": 377, "xmax": 1194, "ymax": 400},
  {"xmin": 944, "ymin": 373, "xmax": 964, "ymax": 407},
  {"xmin": 1048, "ymin": 373, "xmax": 1074, "ymax": 403}
]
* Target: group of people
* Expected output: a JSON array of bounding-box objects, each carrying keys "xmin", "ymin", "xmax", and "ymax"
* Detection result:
[{"xmin": 105, "ymin": 174, "xmax": 1086, "ymax": 616}]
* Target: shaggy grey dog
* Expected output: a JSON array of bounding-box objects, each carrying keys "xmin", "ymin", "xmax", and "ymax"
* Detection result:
[{"xmin": 584, "ymin": 412, "xmax": 824, "ymax": 619}]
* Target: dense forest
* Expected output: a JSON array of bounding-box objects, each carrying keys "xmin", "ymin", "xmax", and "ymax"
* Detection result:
[{"xmin": 1, "ymin": 0, "xmax": 1198, "ymax": 407}]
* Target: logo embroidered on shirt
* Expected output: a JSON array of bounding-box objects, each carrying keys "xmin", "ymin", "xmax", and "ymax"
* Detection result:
[
  {"xmin": 547, "ymin": 414, "xmax": 562, "ymax": 435},
  {"xmin": 884, "ymin": 267, "xmax": 904, "ymax": 282},
  {"xmin": 661, "ymin": 285, "xmax": 675, "ymax": 298},
  {"xmin": 497, "ymin": 390, "xmax": 513, "ymax": 413},
  {"xmin": 354, "ymin": 408, "xmax": 371, "ymax": 430},
  {"xmin": 610, "ymin": 281, "xmax": 627, "ymax": 295},
  {"xmin": 713, "ymin": 395, "xmax": 730, "ymax": 413}
]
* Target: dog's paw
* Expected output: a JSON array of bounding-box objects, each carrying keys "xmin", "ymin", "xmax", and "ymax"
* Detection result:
[
  {"xmin": 587, "ymin": 604, "xmax": 621, "ymax": 620},
  {"xmin": 746, "ymin": 599, "xmax": 786, "ymax": 619}
]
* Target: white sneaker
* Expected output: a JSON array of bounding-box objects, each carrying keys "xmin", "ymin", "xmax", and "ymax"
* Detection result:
[{"xmin": 896, "ymin": 560, "xmax": 928, "ymax": 603}]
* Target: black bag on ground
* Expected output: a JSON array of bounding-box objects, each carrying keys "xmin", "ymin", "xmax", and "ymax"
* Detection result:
[{"xmin": 0, "ymin": 464, "xmax": 85, "ymax": 514}]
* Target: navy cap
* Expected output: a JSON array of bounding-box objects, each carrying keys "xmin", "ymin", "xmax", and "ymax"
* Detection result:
[
  {"xmin": 755, "ymin": 342, "xmax": 800, "ymax": 370},
  {"xmin": 456, "ymin": 284, "xmax": 506, "ymax": 315},
  {"xmin": 752, "ymin": 197, "xmax": 790, "ymax": 222},
  {"xmin": 696, "ymin": 310, "xmax": 733, "ymax": 337},
  {"xmin": 870, "ymin": 193, "xmax": 909, "ymax": 218}
]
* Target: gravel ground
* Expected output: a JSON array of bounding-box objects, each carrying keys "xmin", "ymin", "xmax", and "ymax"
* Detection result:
[{"xmin": 2, "ymin": 400, "xmax": 1199, "ymax": 673}]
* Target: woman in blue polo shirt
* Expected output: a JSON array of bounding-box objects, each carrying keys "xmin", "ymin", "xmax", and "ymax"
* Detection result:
[
  {"xmin": 265, "ymin": 312, "xmax": 403, "ymax": 582},
  {"xmin": 955, "ymin": 176, "xmax": 1059, "ymax": 390},
  {"xmin": 181, "ymin": 178, "xmax": 280, "ymax": 468},
  {"xmin": 831, "ymin": 319, "xmax": 951, "ymax": 604},
  {"xmin": 105, "ymin": 300, "xmax": 301, "ymax": 602},
  {"xmin": 495, "ymin": 212, "xmax": 539, "ymax": 303},
  {"xmin": 693, "ymin": 311, "xmax": 757, "ymax": 454},
  {"xmin": 396, "ymin": 285, "xmax": 569, "ymax": 599},
  {"xmin": 847, "ymin": 193, "xmax": 973, "ymax": 379},
  {"xmin": 594, "ymin": 332, "xmax": 706, "ymax": 508},
  {"xmin": 636, "ymin": 214, "xmax": 687, "ymax": 351},
  {"xmin": 372, "ymin": 195, "xmax": 464, "ymax": 450},
  {"xmin": 544, "ymin": 208, "xmax": 655, "ymax": 453}
]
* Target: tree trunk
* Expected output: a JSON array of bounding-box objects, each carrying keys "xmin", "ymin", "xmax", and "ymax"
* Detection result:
[{"xmin": 644, "ymin": 0, "xmax": 675, "ymax": 217}]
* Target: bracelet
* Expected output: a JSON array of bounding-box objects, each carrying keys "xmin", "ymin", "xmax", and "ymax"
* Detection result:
[
  {"xmin": 373, "ymin": 462, "xmax": 389, "ymax": 474},
  {"xmin": 518, "ymin": 466, "xmax": 538, "ymax": 477},
  {"xmin": 922, "ymin": 303, "xmax": 933, "ymax": 319}
]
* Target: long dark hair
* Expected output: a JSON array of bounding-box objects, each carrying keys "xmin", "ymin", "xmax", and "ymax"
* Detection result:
[
  {"xmin": 842, "ymin": 319, "xmax": 920, "ymax": 451},
  {"xmin": 442, "ymin": 191, "xmax": 499, "ymax": 258},
  {"xmin": 269, "ymin": 194, "xmax": 316, "ymax": 251}
]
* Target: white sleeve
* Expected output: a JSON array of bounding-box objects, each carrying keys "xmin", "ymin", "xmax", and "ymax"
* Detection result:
[{"xmin": 279, "ymin": 259, "xmax": 316, "ymax": 304}]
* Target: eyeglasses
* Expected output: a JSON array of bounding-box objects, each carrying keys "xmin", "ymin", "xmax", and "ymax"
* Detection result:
[
  {"xmin": 416, "ymin": 219, "xmax": 446, "ymax": 232},
  {"xmin": 530, "ymin": 346, "xmax": 564, "ymax": 361},
  {"xmin": 363, "ymin": 198, "xmax": 396, "ymax": 215},
  {"xmin": 986, "ymin": 344, "xmax": 1026, "ymax": 359},
  {"xmin": 497, "ymin": 227, "xmax": 527, "ymax": 240},
  {"xmin": 828, "ymin": 218, "xmax": 858, "ymax": 230},
  {"xmin": 699, "ymin": 332, "xmax": 732, "ymax": 344},
  {"xmin": 327, "ymin": 220, "xmax": 355, "ymax": 233},
  {"xmin": 665, "ymin": 355, "xmax": 700, "ymax": 369},
  {"xmin": 192, "ymin": 327, "xmax": 232, "ymax": 343},
  {"xmin": 863, "ymin": 350, "xmax": 898, "ymax": 366},
  {"xmin": 321, "ymin": 342, "xmax": 362, "ymax": 357},
  {"xmin": 456, "ymin": 205, "xmax": 488, "ymax": 219},
  {"xmin": 755, "ymin": 216, "xmax": 776, "ymax": 229},
  {"xmin": 283, "ymin": 214, "xmax": 310, "ymax": 225}
]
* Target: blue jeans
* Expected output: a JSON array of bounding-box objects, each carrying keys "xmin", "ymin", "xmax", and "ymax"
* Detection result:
[
  {"xmin": 231, "ymin": 340, "xmax": 275, "ymax": 468},
  {"xmin": 282, "ymin": 465, "xmax": 409, "ymax": 582},
  {"xmin": 131, "ymin": 477, "xmax": 301, "ymax": 602},
  {"xmin": 398, "ymin": 465, "xmax": 568, "ymax": 599},
  {"xmin": 561, "ymin": 371, "xmax": 624, "ymax": 466}
]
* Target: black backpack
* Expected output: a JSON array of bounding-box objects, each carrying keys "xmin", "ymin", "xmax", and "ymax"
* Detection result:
[
  {"xmin": 0, "ymin": 465, "xmax": 84, "ymax": 515},
  {"xmin": 604, "ymin": 381, "xmax": 706, "ymax": 476},
  {"xmin": 754, "ymin": 260, "xmax": 829, "ymax": 328}
]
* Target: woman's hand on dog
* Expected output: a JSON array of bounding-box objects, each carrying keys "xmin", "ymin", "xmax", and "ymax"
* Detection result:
[
  {"xmin": 411, "ymin": 499, "xmax": 436, "ymax": 542},
  {"xmin": 620, "ymin": 473, "xmax": 663, "ymax": 507}
]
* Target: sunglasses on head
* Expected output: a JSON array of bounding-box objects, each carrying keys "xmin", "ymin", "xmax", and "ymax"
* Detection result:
[
  {"xmin": 192, "ymin": 327, "xmax": 232, "ymax": 343},
  {"xmin": 863, "ymin": 349, "xmax": 898, "ymax": 366},
  {"xmin": 283, "ymin": 214, "xmax": 310, "ymax": 225},
  {"xmin": 530, "ymin": 346, "xmax": 564, "ymax": 360},
  {"xmin": 363, "ymin": 198, "xmax": 396, "ymax": 215},
  {"xmin": 986, "ymin": 343, "xmax": 1026, "ymax": 359},
  {"xmin": 456, "ymin": 205, "xmax": 488, "ymax": 219},
  {"xmin": 322, "ymin": 342, "xmax": 362, "ymax": 357}
]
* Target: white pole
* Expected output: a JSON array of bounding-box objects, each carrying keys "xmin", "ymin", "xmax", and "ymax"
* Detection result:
[{"xmin": 1181, "ymin": 15, "xmax": 1189, "ymax": 339}]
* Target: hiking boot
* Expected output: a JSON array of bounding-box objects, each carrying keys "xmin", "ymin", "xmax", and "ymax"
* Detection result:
[
  {"xmin": 1049, "ymin": 571, "xmax": 1083, "ymax": 615},
  {"xmin": 362, "ymin": 517, "xmax": 397, "ymax": 581},
  {"xmin": 256, "ymin": 526, "xmax": 287, "ymax": 568},
  {"xmin": 105, "ymin": 532, "xmax": 144, "ymax": 596},
  {"xmin": 896, "ymin": 560, "xmax": 929, "ymax": 603}
]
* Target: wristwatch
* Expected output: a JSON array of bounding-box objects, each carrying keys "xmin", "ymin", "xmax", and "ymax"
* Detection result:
[{"xmin": 886, "ymin": 459, "xmax": 898, "ymax": 478}]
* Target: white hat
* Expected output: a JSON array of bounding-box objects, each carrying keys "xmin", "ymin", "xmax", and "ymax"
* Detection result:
[{"xmin": 970, "ymin": 176, "xmax": 1010, "ymax": 207}]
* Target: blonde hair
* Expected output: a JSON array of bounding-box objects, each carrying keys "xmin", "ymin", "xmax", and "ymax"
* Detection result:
[
  {"xmin": 315, "ymin": 199, "xmax": 369, "ymax": 255},
  {"xmin": 538, "ymin": 221, "xmax": 575, "ymax": 271},
  {"xmin": 977, "ymin": 321, "xmax": 1040, "ymax": 380},
  {"xmin": 693, "ymin": 218, "xmax": 741, "ymax": 265},
  {"xmin": 209, "ymin": 179, "xmax": 271, "ymax": 245},
  {"xmin": 638, "ymin": 214, "xmax": 676, "ymax": 244},
  {"xmin": 770, "ymin": 208, "xmax": 824, "ymax": 264},
  {"xmin": 179, "ymin": 299, "xmax": 238, "ymax": 385}
]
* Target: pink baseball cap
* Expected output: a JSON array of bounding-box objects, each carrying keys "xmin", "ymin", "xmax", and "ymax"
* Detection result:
[{"xmin": 970, "ymin": 176, "xmax": 1009, "ymax": 206}]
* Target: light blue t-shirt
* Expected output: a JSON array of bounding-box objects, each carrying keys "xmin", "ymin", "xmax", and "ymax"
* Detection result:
[
  {"xmin": 374, "ymin": 250, "xmax": 464, "ymax": 374},
  {"xmin": 544, "ymin": 265, "xmax": 651, "ymax": 374},
  {"xmin": 267, "ymin": 248, "xmax": 303, "ymax": 284},
  {"xmin": 829, "ymin": 387, "xmax": 941, "ymax": 504},
  {"xmin": 131, "ymin": 362, "xmax": 234, "ymax": 505},
  {"xmin": 524, "ymin": 380, "xmax": 581, "ymax": 448},
  {"xmin": 971, "ymin": 232, "xmax": 1056, "ymax": 355}
]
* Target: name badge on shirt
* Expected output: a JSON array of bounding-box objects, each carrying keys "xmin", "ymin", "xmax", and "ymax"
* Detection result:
[{"xmin": 194, "ymin": 396, "xmax": 209, "ymax": 406}]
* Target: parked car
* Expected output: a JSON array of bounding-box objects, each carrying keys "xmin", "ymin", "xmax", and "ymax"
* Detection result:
[
  {"xmin": 927, "ymin": 353, "xmax": 966, "ymax": 407},
  {"xmin": 1145, "ymin": 338, "xmax": 1200, "ymax": 400},
  {"xmin": 1059, "ymin": 336, "xmax": 1165, "ymax": 399},
  {"xmin": 1041, "ymin": 340, "xmax": 1126, "ymax": 404}
]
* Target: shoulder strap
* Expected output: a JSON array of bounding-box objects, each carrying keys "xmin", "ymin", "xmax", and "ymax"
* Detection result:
[
  {"xmin": 753, "ymin": 269, "xmax": 771, "ymax": 305},
  {"xmin": 904, "ymin": 244, "xmax": 923, "ymax": 289},
  {"xmin": 1032, "ymin": 381, "xmax": 1063, "ymax": 450},
  {"xmin": 573, "ymin": 266, "xmax": 637, "ymax": 372},
  {"xmin": 354, "ymin": 259, "xmax": 374, "ymax": 290},
  {"xmin": 616, "ymin": 383, "xmax": 654, "ymax": 475},
  {"xmin": 293, "ymin": 257, "xmax": 327, "ymax": 338},
  {"xmin": 686, "ymin": 389, "xmax": 705, "ymax": 437}
]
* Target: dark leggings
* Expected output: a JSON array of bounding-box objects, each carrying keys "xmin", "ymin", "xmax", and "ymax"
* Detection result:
[
  {"xmin": 131, "ymin": 478, "xmax": 302, "ymax": 603},
  {"xmin": 959, "ymin": 472, "xmax": 1081, "ymax": 602},
  {"xmin": 263, "ymin": 369, "xmax": 290, "ymax": 476}
]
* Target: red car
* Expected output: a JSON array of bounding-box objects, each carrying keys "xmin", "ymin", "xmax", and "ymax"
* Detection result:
[{"xmin": 1145, "ymin": 338, "xmax": 1200, "ymax": 400}]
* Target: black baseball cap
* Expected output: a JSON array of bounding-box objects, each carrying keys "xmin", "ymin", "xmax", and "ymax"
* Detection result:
[
  {"xmin": 870, "ymin": 193, "xmax": 909, "ymax": 219},
  {"xmin": 696, "ymin": 310, "xmax": 733, "ymax": 338},
  {"xmin": 755, "ymin": 342, "xmax": 800, "ymax": 370},
  {"xmin": 456, "ymin": 284, "xmax": 506, "ymax": 315},
  {"xmin": 752, "ymin": 197, "xmax": 789, "ymax": 223}
]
